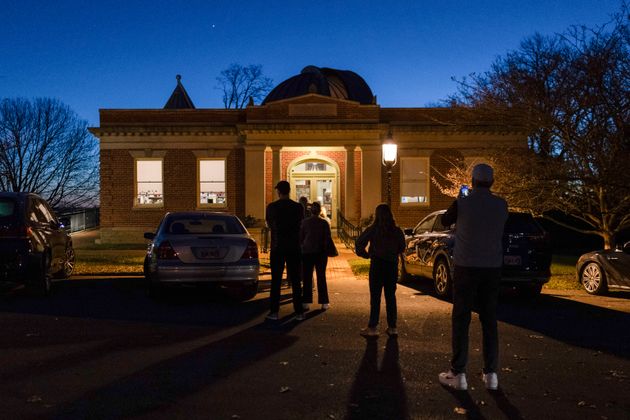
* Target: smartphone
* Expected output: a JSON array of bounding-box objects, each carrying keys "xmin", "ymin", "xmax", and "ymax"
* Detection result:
[{"xmin": 459, "ymin": 185, "xmax": 470, "ymax": 198}]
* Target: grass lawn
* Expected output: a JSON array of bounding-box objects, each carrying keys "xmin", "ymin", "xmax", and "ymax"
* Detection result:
[
  {"xmin": 348, "ymin": 254, "xmax": 581, "ymax": 290},
  {"xmin": 73, "ymin": 246, "xmax": 271, "ymax": 276}
]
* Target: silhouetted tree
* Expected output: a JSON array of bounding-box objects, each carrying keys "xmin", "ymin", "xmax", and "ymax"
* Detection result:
[
  {"xmin": 438, "ymin": 6, "xmax": 629, "ymax": 249},
  {"xmin": 0, "ymin": 98, "xmax": 99, "ymax": 208},
  {"xmin": 216, "ymin": 63, "xmax": 273, "ymax": 109}
]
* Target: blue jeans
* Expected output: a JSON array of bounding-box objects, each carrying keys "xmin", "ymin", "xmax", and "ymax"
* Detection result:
[{"xmin": 368, "ymin": 257, "xmax": 398, "ymax": 328}]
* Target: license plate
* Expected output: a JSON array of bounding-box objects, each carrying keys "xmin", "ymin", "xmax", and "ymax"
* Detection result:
[
  {"xmin": 194, "ymin": 247, "xmax": 224, "ymax": 259},
  {"xmin": 504, "ymin": 255, "xmax": 522, "ymax": 266}
]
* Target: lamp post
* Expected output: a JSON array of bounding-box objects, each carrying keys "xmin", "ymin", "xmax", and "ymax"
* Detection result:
[{"xmin": 382, "ymin": 131, "xmax": 397, "ymax": 207}]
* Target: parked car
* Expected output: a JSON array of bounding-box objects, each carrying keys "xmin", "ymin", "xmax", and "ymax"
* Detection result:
[
  {"xmin": 0, "ymin": 192, "xmax": 75, "ymax": 295},
  {"xmin": 399, "ymin": 210, "xmax": 552, "ymax": 297},
  {"xmin": 576, "ymin": 241, "xmax": 630, "ymax": 295},
  {"xmin": 143, "ymin": 212, "xmax": 260, "ymax": 300}
]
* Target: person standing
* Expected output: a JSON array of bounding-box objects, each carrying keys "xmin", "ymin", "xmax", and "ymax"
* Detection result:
[
  {"xmin": 355, "ymin": 203, "xmax": 406, "ymax": 337},
  {"xmin": 265, "ymin": 181, "xmax": 305, "ymax": 321},
  {"xmin": 438, "ymin": 163, "xmax": 508, "ymax": 391},
  {"xmin": 300, "ymin": 201, "xmax": 332, "ymax": 311}
]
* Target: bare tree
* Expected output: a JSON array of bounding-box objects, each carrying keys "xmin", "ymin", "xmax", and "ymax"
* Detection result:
[
  {"xmin": 441, "ymin": 6, "xmax": 630, "ymax": 249},
  {"xmin": 216, "ymin": 64, "xmax": 273, "ymax": 109},
  {"xmin": 0, "ymin": 98, "xmax": 99, "ymax": 208}
]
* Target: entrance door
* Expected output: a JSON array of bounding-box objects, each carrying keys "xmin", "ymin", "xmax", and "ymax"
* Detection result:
[{"xmin": 290, "ymin": 160, "xmax": 337, "ymax": 226}]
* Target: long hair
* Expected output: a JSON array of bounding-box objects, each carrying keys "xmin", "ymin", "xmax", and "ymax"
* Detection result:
[{"xmin": 372, "ymin": 203, "xmax": 397, "ymax": 235}]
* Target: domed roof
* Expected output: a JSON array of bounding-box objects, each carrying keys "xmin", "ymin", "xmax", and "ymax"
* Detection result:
[{"xmin": 262, "ymin": 66, "xmax": 374, "ymax": 105}]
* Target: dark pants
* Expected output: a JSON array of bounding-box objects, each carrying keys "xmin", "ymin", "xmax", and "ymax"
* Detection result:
[
  {"xmin": 302, "ymin": 252, "xmax": 329, "ymax": 304},
  {"xmin": 451, "ymin": 266, "xmax": 501, "ymax": 374},
  {"xmin": 368, "ymin": 257, "xmax": 398, "ymax": 328},
  {"xmin": 270, "ymin": 248, "xmax": 303, "ymax": 314}
]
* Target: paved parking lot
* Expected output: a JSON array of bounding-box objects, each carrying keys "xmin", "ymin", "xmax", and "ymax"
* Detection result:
[{"xmin": 1, "ymin": 236, "xmax": 629, "ymax": 419}]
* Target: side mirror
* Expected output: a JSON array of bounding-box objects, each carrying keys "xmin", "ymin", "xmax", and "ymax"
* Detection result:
[
  {"xmin": 404, "ymin": 228, "xmax": 413, "ymax": 236},
  {"xmin": 144, "ymin": 232, "xmax": 155, "ymax": 240},
  {"xmin": 623, "ymin": 241, "xmax": 630, "ymax": 253},
  {"xmin": 59, "ymin": 217, "xmax": 70, "ymax": 228}
]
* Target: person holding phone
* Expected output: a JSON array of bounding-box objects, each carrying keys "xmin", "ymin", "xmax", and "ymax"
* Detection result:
[{"xmin": 438, "ymin": 164, "xmax": 508, "ymax": 391}]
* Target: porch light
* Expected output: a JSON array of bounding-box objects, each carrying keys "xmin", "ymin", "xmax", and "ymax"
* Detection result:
[{"xmin": 382, "ymin": 130, "xmax": 397, "ymax": 207}]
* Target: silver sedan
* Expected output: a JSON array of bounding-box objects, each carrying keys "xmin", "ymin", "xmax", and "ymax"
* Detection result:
[{"xmin": 143, "ymin": 212, "xmax": 259, "ymax": 300}]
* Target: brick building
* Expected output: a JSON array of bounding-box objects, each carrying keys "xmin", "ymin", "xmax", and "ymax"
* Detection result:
[{"xmin": 90, "ymin": 66, "xmax": 525, "ymax": 243}]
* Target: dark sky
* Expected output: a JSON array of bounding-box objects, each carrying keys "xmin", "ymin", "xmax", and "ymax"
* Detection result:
[{"xmin": 0, "ymin": 0, "xmax": 622, "ymax": 125}]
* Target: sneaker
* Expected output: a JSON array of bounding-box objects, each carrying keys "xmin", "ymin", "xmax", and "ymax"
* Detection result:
[
  {"xmin": 438, "ymin": 370, "xmax": 467, "ymax": 390},
  {"xmin": 360, "ymin": 327, "xmax": 379, "ymax": 337},
  {"xmin": 482, "ymin": 372, "xmax": 498, "ymax": 390},
  {"xmin": 295, "ymin": 312, "xmax": 306, "ymax": 321},
  {"xmin": 265, "ymin": 312, "xmax": 279, "ymax": 320},
  {"xmin": 321, "ymin": 303, "xmax": 330, "ymax": 310},
  {"xmin": 386, "ymin": 327, "xmax": 398, "ymax": 337},
  {"xmin": 302, "ymin": 303, "xmax": 310, "ymax": 311}
]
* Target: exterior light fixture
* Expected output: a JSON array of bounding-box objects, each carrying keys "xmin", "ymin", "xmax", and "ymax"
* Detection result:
[{"xmin": 381, "ymin": 130, "xmax": 397, "ymax": 207}]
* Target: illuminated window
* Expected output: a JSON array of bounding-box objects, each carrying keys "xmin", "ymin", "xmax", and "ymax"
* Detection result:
[
  {"xmin": 400, "ymin": 157, "xmax": 429, "ymax": 204},
  {"xmin": 136, "ymin": 159, "xmax": 163, "ymax": 206},
  {"xmin": 199, "ymin": 159, "xmax": 226, "ymax": 206}
]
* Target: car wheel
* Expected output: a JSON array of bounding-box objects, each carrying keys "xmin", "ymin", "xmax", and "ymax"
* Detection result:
[
  {"xmin": 54, "ymin": 246, "xmax": 75, "ymax": 279},
  {"xmin": 398, "ymin": 257, "xmax": 410, "ymax": 283},
  {"xmin": 581, "ymin": 262, "xmax": 607, "ymax": 295},
  {"xmin": 433, "ymin": 258, "xmax": 452, "ymax": 298},
  {"xmin": 27, "ymin": 253, "xmax": 52, "ymax": 296}
]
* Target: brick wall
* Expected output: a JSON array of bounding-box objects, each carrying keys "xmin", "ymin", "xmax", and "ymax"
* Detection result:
[{"xmin": 100, "ymin": 147, "xmax": 244, "ymax": 242}]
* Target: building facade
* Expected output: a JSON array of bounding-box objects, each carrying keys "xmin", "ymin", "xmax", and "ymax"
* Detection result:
[{"xmin": 90, "ymin": 67, "xmax": 525, "ymax": 243}]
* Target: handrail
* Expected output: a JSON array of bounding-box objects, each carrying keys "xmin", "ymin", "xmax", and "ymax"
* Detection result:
[{"xmin": 337, "ymin": 209, "xmax": 363, "ymax": 252}]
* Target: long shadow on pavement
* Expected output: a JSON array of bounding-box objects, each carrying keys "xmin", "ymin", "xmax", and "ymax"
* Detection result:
[
  {"xmin": 49, "ymin": 319, "xmax": 302, "ymax": 419},
  {"xmin": 346, "ymin": 336, "xmax": 408, "ymax": 420},
  {"xmin": 399, "ymin": 279, "xmax": 630, "ymax": 360}
]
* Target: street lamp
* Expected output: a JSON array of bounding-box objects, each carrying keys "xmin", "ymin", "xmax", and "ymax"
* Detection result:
[{"xmin": 382, "ymin": 131, "xmax": 397, "ymax": 207}]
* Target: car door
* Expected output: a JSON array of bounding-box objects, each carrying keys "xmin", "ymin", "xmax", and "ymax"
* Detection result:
[
  {"xmin": 603, "ymin": 242, "xmax": 630, "ymax": 288},
  {"xmin": 424, "ymin": 214, "xmax": 454, "ymax": 273},
  {"xmin": 32, "ymin": 198, "xmax": 65, "ymax": 272},
  {"xmin": 405, "ymin": 214, "xmax": 437, "ymax": 277}
]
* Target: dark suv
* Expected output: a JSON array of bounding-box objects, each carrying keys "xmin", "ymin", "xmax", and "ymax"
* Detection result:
[
  {"xmin": 399, "ymin": 210, "xmax": 552, "ymax": 298},
  {"xmin": 0, "ymin": 192, "xmax": 75, "ymax": 294}
]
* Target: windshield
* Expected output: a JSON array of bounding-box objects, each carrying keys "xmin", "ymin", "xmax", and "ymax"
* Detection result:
[
  {"xmin": 505, "ymin": 213, "xmax": 544, "ymax": 235},
  {"xmin": 164, "ymin": 214, "xmax": 246, "ymax": 235}
]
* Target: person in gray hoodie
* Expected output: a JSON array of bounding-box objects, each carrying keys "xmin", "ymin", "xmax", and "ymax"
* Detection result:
[{"xmin": 438, "ymin": 163, "xmax": 508, "ymax": 391}]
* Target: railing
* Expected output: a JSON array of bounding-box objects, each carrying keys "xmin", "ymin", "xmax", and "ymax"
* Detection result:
[
  {"xmin": 337, "ymin": 209, "xmax": 363, "ymax": 251},
  {"xmin": 57, "ymin": 208, "xmax": 100, "ymax": 233}
]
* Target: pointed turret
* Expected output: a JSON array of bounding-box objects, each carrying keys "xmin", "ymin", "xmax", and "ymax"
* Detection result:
[{"xmin": 164, "ymin": 75, "xmax": 195, "ymax": 109}]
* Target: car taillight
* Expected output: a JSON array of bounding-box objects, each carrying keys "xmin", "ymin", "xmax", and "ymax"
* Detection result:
[
  {"xmin": 156, "ymin": 241, "xmax": 179, "ymax": 260},
  {"xmin": 240, "ymin": 239, "xmax": 259, "ymax": 260}
]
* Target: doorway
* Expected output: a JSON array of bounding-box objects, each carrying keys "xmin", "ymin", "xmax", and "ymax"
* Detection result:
[{"xmin": 289, "ymin": 159, "xmax": 338, "ymax": 227}]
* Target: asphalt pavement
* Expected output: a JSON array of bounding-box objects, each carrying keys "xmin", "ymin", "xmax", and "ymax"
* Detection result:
[{"xmin": 0, "ymin": 236, "xmax": 629, "ymax": 419}]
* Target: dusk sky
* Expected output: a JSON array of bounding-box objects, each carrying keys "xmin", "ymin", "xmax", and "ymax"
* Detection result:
[{"xmin": 0, "ymin": 0, "xmax": 623, "ymax": 125}]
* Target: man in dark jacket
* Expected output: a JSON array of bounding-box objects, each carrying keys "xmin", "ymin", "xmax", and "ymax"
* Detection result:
[
  {"xmin": 265, "ymin": 181, "xmax": 305, "ymax": 321},
  {"xmin": 438, "ymin": 164, "xmax": 508, "ymax": 391}
]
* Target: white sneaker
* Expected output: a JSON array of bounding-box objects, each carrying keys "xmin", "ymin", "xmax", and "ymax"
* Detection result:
[
  {"xmin": 302, "ymin": 303, "xmax": 310, "ymax": 311},
  {"xmin": 321, "ymin": 303, "xmax": 330, "ymax": 310},
  {"xmin": 438, "ymin": 370, "xmax": 467, "ymax": 390},
  {"xmin": 482, "ymin": 372, "xmax": 498, "ymax": 390},
  {"xmin": 265, "ymin": 312, "xmax": 279, "ymax": 321},
  {"xmin": 295, "ymin": 313, "xmax": 306, "ymax": 321}
]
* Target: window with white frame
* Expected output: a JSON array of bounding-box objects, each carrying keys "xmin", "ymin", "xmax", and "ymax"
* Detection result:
[
  {"xmin": 199, "ymin": 159, "xmax": 226, "ymax": 206},
  {"xmin": 400, "ymin": 157, "xmax": 429, "ymax": 204},
  {"xmin": 136, "ymin": 159, "xmax": 163, "ymax": 206}
]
